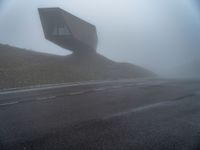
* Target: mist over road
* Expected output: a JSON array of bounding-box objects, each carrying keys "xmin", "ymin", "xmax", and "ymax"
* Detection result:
[{"xmin": 0, "ymin": 78, "xmax": 200, "ymax": 150}]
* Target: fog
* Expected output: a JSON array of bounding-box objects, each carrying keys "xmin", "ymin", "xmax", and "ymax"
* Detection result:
[{"xmin": 0, "ymin": 0, "xmax": 200, "ymax": 76}]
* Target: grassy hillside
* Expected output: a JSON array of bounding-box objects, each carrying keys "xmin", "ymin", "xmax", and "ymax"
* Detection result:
[{"xmin": 0, "ymin": 44, "xmax": 154, "ymax": 89}]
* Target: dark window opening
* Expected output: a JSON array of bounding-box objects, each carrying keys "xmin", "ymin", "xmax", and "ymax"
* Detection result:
[{"xmin": 52, "ymin": 24, "xmax": 70, "ymax": 36}]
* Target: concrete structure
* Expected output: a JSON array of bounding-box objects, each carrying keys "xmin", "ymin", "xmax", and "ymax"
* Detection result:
[{"xmin": 38, "ymin": 8, "xmax": 98, "ymax": 54}]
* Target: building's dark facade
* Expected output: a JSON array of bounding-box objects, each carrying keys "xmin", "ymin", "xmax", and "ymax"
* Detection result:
[{"xmin": 38, "ymin": 7, "xmax": 98, "ymax": 54}]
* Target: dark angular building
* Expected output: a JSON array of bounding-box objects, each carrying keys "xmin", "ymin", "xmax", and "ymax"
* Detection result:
[{"xmin": 38, "ymin": 7, "xmax": 98, "ymax": 54}]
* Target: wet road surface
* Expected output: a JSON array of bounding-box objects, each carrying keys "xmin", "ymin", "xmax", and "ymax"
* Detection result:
[{"xmin": 0, "ymin": 78, "xmax": 200, "ymax": 150}]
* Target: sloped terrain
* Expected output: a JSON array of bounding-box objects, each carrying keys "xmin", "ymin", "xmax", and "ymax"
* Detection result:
[{"xmin": 0, "ymin": 44, "xmax": 154, "ymax": 89}]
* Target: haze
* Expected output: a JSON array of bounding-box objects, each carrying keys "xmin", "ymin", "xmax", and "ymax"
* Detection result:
[{"xmin": 0, "ymin": 0, "xmax": 200, "ymax": 75}]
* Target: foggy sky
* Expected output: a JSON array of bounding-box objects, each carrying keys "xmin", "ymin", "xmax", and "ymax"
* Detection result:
[{"xmin": 0, "ymin": 0, "xmax": 200, "ymax": 75}]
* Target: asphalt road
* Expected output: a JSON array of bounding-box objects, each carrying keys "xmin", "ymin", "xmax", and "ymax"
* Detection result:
[{"xmin": 0, "ymin": 78, "xmax": 200, "ymax": 150}]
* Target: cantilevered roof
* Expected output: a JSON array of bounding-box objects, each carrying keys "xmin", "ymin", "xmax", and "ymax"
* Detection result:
[{"xmin": 38, "ymin": 7, "xmax": 98, "ymax": 53}]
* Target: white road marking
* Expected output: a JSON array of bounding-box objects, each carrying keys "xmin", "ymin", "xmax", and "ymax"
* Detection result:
[
  {"xmin": 0, "ymin": 101, "xmax": 19, "ymax": 106},
  {"xmin": 105, "ymin": 91, "xmax": 197, "ymax": 119},
  {"xmin": 0, "ymin": 78, "xmax": 153, "ymax": 95},
  {"xmin": 94, "ymin": 87, "xmax": 108, "ymax": 91},
  {"xmin": 36, "ymin": 96, "xmax": 56, "ymax": 101},
  {"xmin": 111, "ymin": 86, "xmax": 122, "ymax": 89},
  {"xmin": 68, "ymin": 91, "xmax": 88, "ymax": 96},
  {"xmin": 104, "ymin": 101, "xmax": 172, "ymax": 119},
  {"xmin": 93, "ymin": 86, "xmax": 123, "ymax": 92}
]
